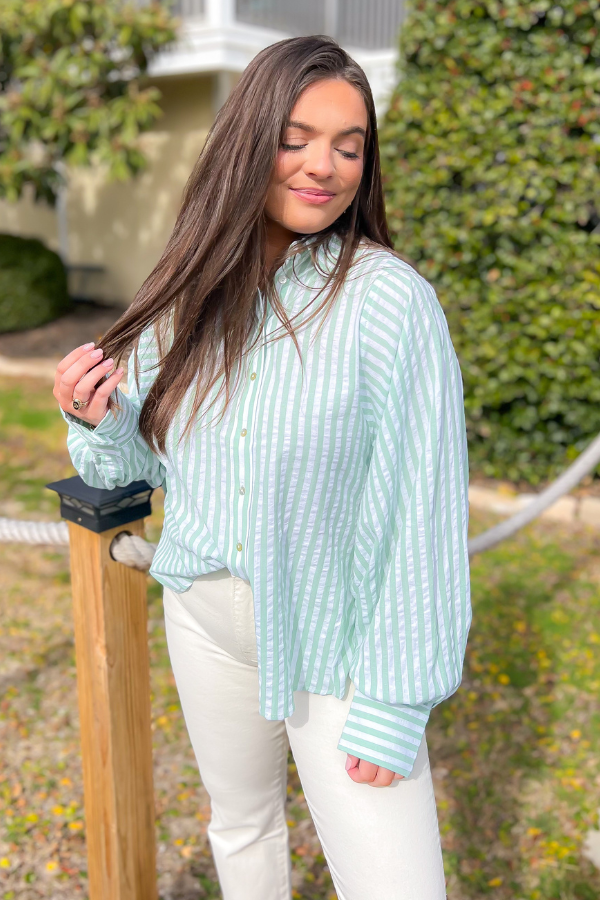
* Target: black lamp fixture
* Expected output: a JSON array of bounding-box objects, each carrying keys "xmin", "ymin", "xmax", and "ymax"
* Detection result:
[{"xmin": 46, "ymin": 476, "xmax": 154, "ymax": 534}]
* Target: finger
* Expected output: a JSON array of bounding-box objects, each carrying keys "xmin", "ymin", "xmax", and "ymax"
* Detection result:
[
  {"xmin": 62, "ymin": 367, "xmax": 123, "ymax": 428},
  {"xmin": 370, "ymin": 768, "xmax": 395, "ymax": 788},
  {"xmin": 73, "ymin": 357, "xmax": 116, "ymax": 399},
  {"xmin": 80, "ymin": 368, "xmax": 124, "ymax": 421},
  {"xmin": 57, "ymin": 347, "xmax": 103, "ymax": 401},
  {"xmin": 393, "ymin": 773, "xmax": 404, "ymax": 780},
  {"xmin": 345, "ymin": 755, "xmax": 359, "ymax": 777},
  {"xmin": 358, "ymin": 759, "xmax": 379, "ymax": 783},
  {"xmin": 345, "ymin": 758, "xmax": 379, "ymax": 784},
  {"xmin": 55, "ymin": 342, "xmax": 97, "ymax": 376},
  {"xmin": 53, "ymin": 343, "xmax": 96, "ymax": 395},
  {"xmin": 345, "ymin": 757, "xmax": 364, "ymax": 783},
  {"xmin": 57, "ymin": 349, "xmax": 107, "ymax": 408}
]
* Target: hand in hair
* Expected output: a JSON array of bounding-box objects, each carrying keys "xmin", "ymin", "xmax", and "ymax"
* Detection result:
[{"xmin": 54, "ymin": 342, "xmax": 125, "ymax": 428}]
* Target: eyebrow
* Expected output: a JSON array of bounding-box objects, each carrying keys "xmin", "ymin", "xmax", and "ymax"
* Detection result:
[{"xmin": 286, "ymin": 120, "xmax": 366, "ymax": 139}]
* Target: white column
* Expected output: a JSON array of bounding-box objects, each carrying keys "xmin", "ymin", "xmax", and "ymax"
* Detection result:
[
  {"xmin": 206, "ymin": 0, "xmax": 236, "ymax": 113},
  {"xmin": 324, "ymin": 0, "xmax": 339, "ymax": 37},
  {"xmin": 205, "ymin": 0, "xmax": 235, "ymax": 29},
  {"xmin": 212, "ymin": 70, "xmax": 236, "ymax": 115}
]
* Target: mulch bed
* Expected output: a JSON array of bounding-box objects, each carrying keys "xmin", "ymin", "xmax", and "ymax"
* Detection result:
[{"xmin": 0, "ymin": 302, "xmax": 124, "ymax": 361}]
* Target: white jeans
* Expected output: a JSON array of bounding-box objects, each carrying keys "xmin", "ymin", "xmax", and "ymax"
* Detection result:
[{"xmin": 162, "ymin": 568, "xmax": 446, "ymax": 900}]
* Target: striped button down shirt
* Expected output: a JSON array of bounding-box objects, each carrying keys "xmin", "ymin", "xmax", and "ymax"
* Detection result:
[{"xmin": 60, "ymin": 235, "xmax": 471, "ymax": 778}]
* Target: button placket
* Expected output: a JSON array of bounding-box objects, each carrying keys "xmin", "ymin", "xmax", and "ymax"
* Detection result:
[
  {"xmin": 235, "ymin": 365, "xmax": 251, "ymax": 564},
  {"xmin": 234, "ymin": 327, "xmax": 265, "ymax": 571},
  {"xmin": 234, "ymin": 277, "xmax": 281, "ymax": 567},
  {"xmin": 262, "ymin": 260, "xmax": 291, "ymax": 326},
  {"xmin": 276, "ymin": 260, "xmax": 291, "ymax": 290}
]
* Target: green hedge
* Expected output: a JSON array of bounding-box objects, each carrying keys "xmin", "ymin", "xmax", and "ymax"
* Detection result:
[
  {"xmin": 380, "ymin": 0, "xmax": 600, "ymax": 484},
  {"xmin": 0, "ymin": 234, "xmax": 73, "ymax": 333}
]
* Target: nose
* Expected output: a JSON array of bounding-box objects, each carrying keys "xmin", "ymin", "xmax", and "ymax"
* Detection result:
[{"xmin": 303, "ymin": 141, "xmax": 335, "ymax": 180}]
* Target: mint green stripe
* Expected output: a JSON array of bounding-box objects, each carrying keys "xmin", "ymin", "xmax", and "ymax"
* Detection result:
[{"xmin": 62, "ymin": 237, "xmax": 471, "ymax": 778}]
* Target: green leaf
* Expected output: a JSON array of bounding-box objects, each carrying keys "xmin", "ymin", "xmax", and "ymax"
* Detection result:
[
  {"xmin": 0, "ymin": 0, "xmax": 177, "ymax": 203},
  {"xmin": 381, "ymin": 0, "xmax": 600, "ymax": 485}
]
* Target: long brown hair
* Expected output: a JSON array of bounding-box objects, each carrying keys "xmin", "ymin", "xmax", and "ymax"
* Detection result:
[{"xmin": 98, "ymin": 35, "xmax": 400, "ymax": 455}]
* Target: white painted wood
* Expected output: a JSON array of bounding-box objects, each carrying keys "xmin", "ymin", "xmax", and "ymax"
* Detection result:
[
  {"xmin": 205, "ymin": 0, "xmax": 234, "ymax": 28},
  {"xmin": 149, "ymin": 0, "xmax": 403, "ymax": 115},
  {"xmin": 212, "ymin": 70, "xmax": 237, "ymax": 114},
  {"xmin": 324, "ymin": 0, "xmax": 339, "ymax": 36}
]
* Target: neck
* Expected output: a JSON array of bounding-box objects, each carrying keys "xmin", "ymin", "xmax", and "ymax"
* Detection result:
[{"xmin": 264, "ymin": 217, "xmax": 298, "ymax": 272}]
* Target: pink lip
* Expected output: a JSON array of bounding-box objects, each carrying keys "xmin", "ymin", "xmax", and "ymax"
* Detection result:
[{"xmin": 290, "ymin": 188, "xmax": 336, "ymax": 205}]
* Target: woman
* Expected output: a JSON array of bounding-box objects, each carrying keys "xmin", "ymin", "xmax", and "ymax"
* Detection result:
[{"xmin": 54, "ymin": 35, "xmax": 471, "ymax": 900}]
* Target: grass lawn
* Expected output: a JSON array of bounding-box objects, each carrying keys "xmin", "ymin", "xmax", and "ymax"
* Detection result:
[{"xmin": 1, "ymin": 374, "xmax": 600, "ymax": 899}]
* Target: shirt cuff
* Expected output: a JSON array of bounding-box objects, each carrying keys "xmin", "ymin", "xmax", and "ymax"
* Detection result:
[
  {"xmin": 337, "ymin": 689, "xmax": 431, "ymax": 778},
  {"xmin": 58, "ymin": 392, "xmax": 139, "ymax": 448}
]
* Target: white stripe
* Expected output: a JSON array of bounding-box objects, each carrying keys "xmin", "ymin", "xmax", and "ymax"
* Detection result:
[{"xmin": 62, "ymin": 236, "xmax": 471, "ymax": 779}]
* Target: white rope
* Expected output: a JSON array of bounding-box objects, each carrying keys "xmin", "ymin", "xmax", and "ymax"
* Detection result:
[
  {"xmin": 0, "ymin": 517, "xmax": 69, "ymax": 545},
  {"xmin": 1, "ymin": 431, "xmax": 600, "ymax": 563},
  {"xmin": 0, "ymin": 517, "xmax": 156, "ymax": 569},
  {"xmin": 468, "ymin": 431, "xmax": 600, "ymax": 556},
  {"xmin": 110, "ymin": 532, "xmax": 157, "ymax": 571}
]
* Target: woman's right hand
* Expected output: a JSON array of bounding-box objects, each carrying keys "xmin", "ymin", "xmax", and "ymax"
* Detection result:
[{"xmin": 54, "ymin": 342, "xmax": 125, "ymax": 428}]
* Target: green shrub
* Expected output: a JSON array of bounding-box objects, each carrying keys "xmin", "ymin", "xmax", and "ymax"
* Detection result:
[
  {"xmin": 380, "ymin": 0, "xmax": 600, "ymax": 485},
  {"xmin": 0, "ymin": 234, "xmax": 73, "ymax": 333}
]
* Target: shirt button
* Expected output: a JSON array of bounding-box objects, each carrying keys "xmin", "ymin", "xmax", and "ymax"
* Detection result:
[
  {"xmin": 279, "ymin": 275, "xmax": 287, "ymax": 284},
  {"xmin": 236, "ymin": 542, "xmax": 242, "ymax": 552},
  {"xmin": 250, "ymin": 372, "xmax": 256, "ymax": 380},
  {"xmin": 239, "ymin": 486, "xmax": 245, "ymax": 495},
  {"xmin": 241, "ymin": 428, "xmax": 247, "ymax": 436}
]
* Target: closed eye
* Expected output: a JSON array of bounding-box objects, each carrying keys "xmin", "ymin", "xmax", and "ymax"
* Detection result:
[{"xmin": 281, "ymin": 143, "xmax": 359, "ymax": 160}]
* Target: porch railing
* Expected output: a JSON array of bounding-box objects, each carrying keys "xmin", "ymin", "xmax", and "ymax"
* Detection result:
[
  {"xmin": 171, "ymin": 0, "xmax": 205, "ymax": 16},
  {"xmin": 168, "ymin": 0, "xmax": 405, "ymax": 50}
]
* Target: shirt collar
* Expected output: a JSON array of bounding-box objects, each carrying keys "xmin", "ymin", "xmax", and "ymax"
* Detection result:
[{"xmin": 278, "ymin": 232, "xmax": 343, "ymax": 278}]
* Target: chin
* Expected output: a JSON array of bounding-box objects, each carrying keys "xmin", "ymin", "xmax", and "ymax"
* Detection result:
[{"xmin": 286, "ymin": 212, "xmax": 340, "ymax": 235}]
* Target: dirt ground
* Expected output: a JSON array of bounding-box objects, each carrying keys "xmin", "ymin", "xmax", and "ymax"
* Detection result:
[
  {"xmin": 3, "ymin": 373, "xmax": 600, "ymax": 899},
  {"xmin": 0, "ymin": 302, "xmax": 124, "ymax": 361}
]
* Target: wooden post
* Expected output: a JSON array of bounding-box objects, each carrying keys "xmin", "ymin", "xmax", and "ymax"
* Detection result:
[{"xmin": 46, "ymin": 477, "xmax": 157, "ymax": 900}]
